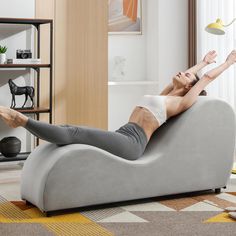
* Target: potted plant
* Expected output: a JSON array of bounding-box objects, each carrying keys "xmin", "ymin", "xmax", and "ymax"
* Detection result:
[{"xmin": 0, "ymin": 46, "xmax": 7, "ymax": 64}]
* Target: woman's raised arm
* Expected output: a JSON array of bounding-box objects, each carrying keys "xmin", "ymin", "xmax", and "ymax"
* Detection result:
[
  {"xmin": 160, "ymin": 51, "xmax": 217, "ymax": 96},
  {"xmin": 179, "ymin": 50, "xmax": 236, "ymax": 112},
  {"xmin": 185, "ymin": 50, "xmax": 217, "ymax": 74}
]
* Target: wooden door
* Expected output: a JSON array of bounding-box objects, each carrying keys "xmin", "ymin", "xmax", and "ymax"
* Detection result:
[{"xmin": 36, "ymin": 0, "xmax": 108, "ymax": 129}]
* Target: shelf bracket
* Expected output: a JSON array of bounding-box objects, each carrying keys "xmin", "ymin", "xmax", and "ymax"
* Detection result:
[
  {"xmin": 33, "ymin": 68, "xmax": 40, "ymax": 72},
  {"xmin": 33, "ymin": 23, "xmax": 40, "ymax": 30}
]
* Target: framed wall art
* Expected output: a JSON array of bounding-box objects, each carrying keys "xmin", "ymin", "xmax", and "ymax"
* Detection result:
[{"xmin": 108, "ymin": 0, "xmax": 142, "ymax": 34}]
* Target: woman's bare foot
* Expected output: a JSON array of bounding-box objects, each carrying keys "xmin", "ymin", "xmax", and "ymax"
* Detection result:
[{"xmin": 0, "ymin": 106, "xmax": 28, "ymax": 128}]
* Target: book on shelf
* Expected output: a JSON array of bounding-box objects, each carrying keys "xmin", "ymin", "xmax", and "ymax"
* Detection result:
[{"xmin": 6, "ymin": 58, "xmax": 41, "ymax": 64}]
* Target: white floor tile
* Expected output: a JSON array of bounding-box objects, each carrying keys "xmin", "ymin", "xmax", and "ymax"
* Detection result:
[{"xmin": 0, "ymin": 182, "xmax": 21, "ymax": 201}]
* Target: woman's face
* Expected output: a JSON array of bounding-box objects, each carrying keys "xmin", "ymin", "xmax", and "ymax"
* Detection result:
[{"xmin": 172, "ymin": 72, "xmax": 197, "ymax": 89}]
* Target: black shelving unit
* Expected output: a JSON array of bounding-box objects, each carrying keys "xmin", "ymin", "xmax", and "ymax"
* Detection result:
[
  {"xmin": 0, "ymin": 18, "xmax": 53, "ymax": 162},
  {"xmin": 0, "ymin": 152, "xmax": 30, "ymax": 162}
]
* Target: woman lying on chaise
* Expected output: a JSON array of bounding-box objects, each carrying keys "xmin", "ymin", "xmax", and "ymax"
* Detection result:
[{"xmin": 0, "ymin": 50, "xmax": 235, "ymax": 161}]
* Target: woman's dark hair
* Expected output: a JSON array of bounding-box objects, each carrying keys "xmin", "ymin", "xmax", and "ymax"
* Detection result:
[{"xmin": 190, "ymin": 74, "xmax": 207, "ymax": 96}]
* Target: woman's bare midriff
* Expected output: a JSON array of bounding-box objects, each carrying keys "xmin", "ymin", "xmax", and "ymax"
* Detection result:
[{"xmin": 128, "ymin": 107, "xmax": 160, "ymax": 142}]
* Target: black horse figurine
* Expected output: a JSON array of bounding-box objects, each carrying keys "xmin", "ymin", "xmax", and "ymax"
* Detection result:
[{"xmin": 8, "ymin": 79, "xmax": 35, "ymax": 108}]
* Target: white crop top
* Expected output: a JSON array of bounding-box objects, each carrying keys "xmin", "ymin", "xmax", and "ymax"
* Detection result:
[{"xmin": 137, "ymin": 95, "xmax": 167, "ymax": 126}]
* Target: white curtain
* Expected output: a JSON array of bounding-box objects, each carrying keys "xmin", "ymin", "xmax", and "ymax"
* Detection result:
[{"xmin": 197, "ymin": 0, "xmax": 236, "ymax": 109}]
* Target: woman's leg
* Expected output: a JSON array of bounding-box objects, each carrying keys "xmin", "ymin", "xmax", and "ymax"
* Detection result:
[
  {"xmin": 25, "ymin": 118, "xmax": 146, "ymax": 160},
  {"xmin": 0, "ymin": 107, "xmax": 147, "ymax": 160}
]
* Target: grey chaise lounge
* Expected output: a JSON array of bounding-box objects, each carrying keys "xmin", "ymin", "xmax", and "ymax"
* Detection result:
[{"xmin": 21, "ymin": 97, "xmax": 236, "ymax": 215}]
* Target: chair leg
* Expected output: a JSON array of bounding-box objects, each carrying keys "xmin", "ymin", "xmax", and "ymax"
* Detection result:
[
  {"xmin": 44, "ymin": 211, "xmax": 52, "ymax": 217},
  {"xmin": 215, "ymin": 188, "xmax": 221, "ymax": 194},
  {"xmin": 25, "ymin": 200, "xmax": 32, "ymax": 206}
]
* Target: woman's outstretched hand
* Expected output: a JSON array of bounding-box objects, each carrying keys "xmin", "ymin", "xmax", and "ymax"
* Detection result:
[
  {"xmin": 203, "ymin": 50, "xmax": 217, "ymax": 64},
  {"xmin": 226, "ymin": 50, "xmax": 236, "ymax": 65}
]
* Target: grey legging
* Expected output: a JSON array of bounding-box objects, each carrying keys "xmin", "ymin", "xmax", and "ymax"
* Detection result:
[{"xmin": 25, "ymin": 118, "xmax": 148, "ymax": 161}]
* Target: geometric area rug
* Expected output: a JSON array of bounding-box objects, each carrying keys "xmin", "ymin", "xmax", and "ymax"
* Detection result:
[{"xmin": 1, "ymin": 191, "xmax": 236, "ymax": 236}]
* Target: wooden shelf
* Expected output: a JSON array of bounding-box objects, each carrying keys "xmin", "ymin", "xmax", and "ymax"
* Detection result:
[
  {"xmin": 13, "ymin": 107, "xmax": 50, "ymax": 114},
  {"xmin": 108, "ymin": 80, "xmax": 159, "ymax": 86},
  {"xmin": 0, "ymin": 18, "xmax": 52, "ymax": 25},
  {"xmin": 0, "ymin": 16, "xmax": 54, "ymax": 159},
  {"xmin": 0, "ymin": 64, "xmax": 50, "ymax": 69},
  {"xmin": 0, "ymin": 152, "xmax": 30, "ymax": 162}
]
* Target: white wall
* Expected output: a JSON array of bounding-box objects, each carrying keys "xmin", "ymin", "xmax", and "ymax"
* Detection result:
[
  {"xmin": 108, "ymin": 1, "xmax": 147, "ymax": 81},
  {"xmin": 0, "ymin": 0, "xmax": 35, "ymax": 152},
  {"xmin": 146, "ymin": 0, "xmax": 159, "ymax": 82},
  {"xmin": 154, "ymin": 0, "xmax": 188, "ymax": 91},
  {"xmin": 109, "ymin": 0, "xmax": 188, "ymax": 85},
  {"xmin": 108, "ymin": 0, "xmax": 189, "ymax": 130}
]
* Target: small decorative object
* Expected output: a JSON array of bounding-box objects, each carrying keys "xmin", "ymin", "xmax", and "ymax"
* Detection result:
[
  {"xmin": 16, "ymin": 49, "xmax": 32, "ymax": 59},
  {"xmin": 7, "ymin": 58, "xmax": 41, "ymax": 64},
  {"xmin": 0, "ymin": 45, "xmax": 7, "ymax": 64},
  {"xmin": 108, "ymin": 0, "xmax": 142, "ymax": 34},
  {"xmin": 8, "ymin": 79, "xmax": 35, "ymax": 108},
  {"xmin": 0, "ymin": 136, "xmax": 21, "ymax": 158},
  {"xmin": 111, "ymin": 56, "xmax": 126, "ymax": 80}
]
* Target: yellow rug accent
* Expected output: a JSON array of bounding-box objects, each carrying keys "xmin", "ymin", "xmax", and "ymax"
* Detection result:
[
  {"xmin": 231, "ymin": 163, "xmax": 236, "ymax": 174},
  {"xmin": 232, "ymin": 169, "xmax": 236, "ymax": 174},
  {"xmin": 45, "ymin": 222, "xmax": 113, "ymax": 236},
  {"xmin": 204, "ymin": 212, "xmax": 236, "ymax": 223},
  {"xmin": 0, "ymin": 198, "xmax": 113, "ymax": 236},
  {"xmin": 0, "ymin": 207, "xmax": 91, "ymax": 223}
]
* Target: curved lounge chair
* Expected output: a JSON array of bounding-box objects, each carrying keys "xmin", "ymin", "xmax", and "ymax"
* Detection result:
[{"xmin": 21, "ymin": 97, "xmax": 236, "ymax": 214}]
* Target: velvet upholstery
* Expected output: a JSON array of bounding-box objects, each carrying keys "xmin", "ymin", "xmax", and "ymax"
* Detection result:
[{"xmin": 21, "ymin": 97, "xmax": 236, "ymax": 213}]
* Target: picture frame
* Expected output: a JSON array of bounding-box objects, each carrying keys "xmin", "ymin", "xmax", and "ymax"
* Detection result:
[{"xmin": 108, "ymin": 0, "xmax": 142, "ymax": 35}]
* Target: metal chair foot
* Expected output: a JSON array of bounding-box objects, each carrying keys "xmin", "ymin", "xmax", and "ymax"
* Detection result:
[{"xmin": 215, "ymin": 188, "xmax": 221, "ymax": 194}]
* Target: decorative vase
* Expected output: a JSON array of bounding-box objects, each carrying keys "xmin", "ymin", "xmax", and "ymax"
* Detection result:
[
  {"xmin": 0, "ymin": 53, "xmax": 6, "ymax": 64},
  {"xmin": 0, "ymin": 137, "xmax": 21, "ymax": 158},
  {"xmin": 111, "ymin": 56, "xmax": 126, "ymax": 81}
]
